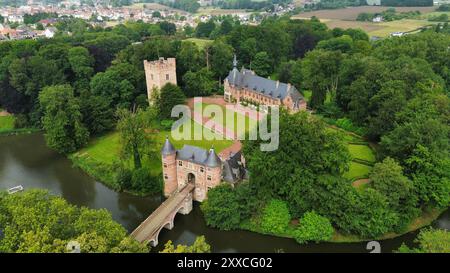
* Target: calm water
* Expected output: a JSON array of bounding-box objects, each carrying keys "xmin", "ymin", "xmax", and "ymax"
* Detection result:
[{"xmin": 0, "ymin": 133, "xmax": 448, "ymax": 253}]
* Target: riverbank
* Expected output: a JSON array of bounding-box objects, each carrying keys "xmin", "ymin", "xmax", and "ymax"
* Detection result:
[
  {"xmin": 0, "ymin": 112, "xmax": 39, "ymax": 136},
  {"xmin": 239, "ymin": 207, "xmax": 446, "ymax": 244}
]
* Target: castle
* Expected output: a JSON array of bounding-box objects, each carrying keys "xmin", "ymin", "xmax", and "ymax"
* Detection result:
[
  {"xmin": 224, "ymin": 57, "xmax": 307, "ymax": 113},
  {"xmin": 144, "ymin": 57, "xmax": 177, "ymax": 102},
  {"xmin": 161, "ymin": 137, "xmax": 247, "ymax": 202}
]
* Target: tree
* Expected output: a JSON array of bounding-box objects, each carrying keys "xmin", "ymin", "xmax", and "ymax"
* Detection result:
[
  {"xmin": 201, "ymin": 184, "xmax": 241, "ymax": 230},
  {"xmin": 405, "ymin": 145, "xmax": 450, "ymax": 208},
  {"xmin": 79, "ymin": 90, "xmax": 115, "ymax": 135},
  {"xmin": 39, "ymin": 85, "xmax": 89, "ymax": 154},
  {"xmin": 302, "ymin": 49, "xmax": 342, "ymax": 108},
  {"xmin": 160, "ymin": 236, "xmax": 211, "ymax": 253},
  {"xmin": 176, "ymin": 41, "xmax": 203, "ymax": 76},
  {"xmin": 90, "ymin": 68, "xmax": 134, "ymax": 109},
  {"xmin": 317, "ymin": 35, "xmax": 354, "ymax": 53},
  {"xmin": 0, "ymin": 190, "xmax": 148, "ymax": 253},
  {"xmin": 243, "ymin": 111, "xmax": 351, "ymax": 217},
  {"xmin": 116, "ymin": 108, "xmax": 153, "ymax": 169},
  {"xmin": 182, "ymin": 68, "xmax": 216, "ymax": 97},
  {"xmin": 239, "ymin": 38, "xmax": 257, "ymax": 66},
  {"xmin": 209, "ymin": 40, "xmax": 234, "ymax": 80},
  {"xmin": 294, "ymin": 211, "xmax": 334, "ymax": 244},
  {"xmin": 251, "ymin": 51, "xmax": 272, "ymax": 78},
  {"xmin": 370, "ymin": 157, "xmax": 419, "ymax": 231},
  {"xmin": 195, "ymin": 20, "xmax": 216, "ymax": 38},
  {"xmin": 68, "ymin": 46, "xmax": 94, "ymax": 80},
  {"xmin": 397, "ymin": 228, "xmax": 450, "ymax": 253},
  {"xmin": 260, "ymin": 199, "xmax": 291, "ymax": 234},
  {"xmin": 158, "ymin": 83, "xmax": 186, "ymax": 119}
]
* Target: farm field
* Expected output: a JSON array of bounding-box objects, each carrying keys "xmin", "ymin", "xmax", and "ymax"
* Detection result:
[
  {"xmin": 195, "ymin": 7, "xmax": 251, "ymax": 16},
  {"xmin": 127, "ymin": 3, "xmax": 184, "ymax": 12},
  {"xmin": 293, "ymin": 6, "xmax": 436, "ymax": 21},
  {"xmin": 292, "ymin": 6, "xmax": 438, "ymax": 37}
]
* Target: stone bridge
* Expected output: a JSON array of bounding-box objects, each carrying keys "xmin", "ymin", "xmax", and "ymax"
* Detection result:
[{"xmin": 131, "ymin": 183, "xmax": 194, "ymax": 247}]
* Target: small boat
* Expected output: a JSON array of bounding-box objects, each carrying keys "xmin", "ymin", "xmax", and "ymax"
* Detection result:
[{"xmin": 7, "ymin": 185, "xmax": 24, "ymax": 194}]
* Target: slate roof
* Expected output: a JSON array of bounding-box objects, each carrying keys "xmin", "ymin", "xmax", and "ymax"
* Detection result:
[
  {"xmin": 222, "ymin": 151, "xmax": 246, "ymax": 183},
  {"xmin": 161, "ymin": 137, "xmax": 176, "ymax": 155},
  {"xmin": 176, "ymin": 145, "xmax": 221, "ymax": 168},
  {"xmin": 225, "ymin": 67, "xmax": 304, "ymax": 106}
]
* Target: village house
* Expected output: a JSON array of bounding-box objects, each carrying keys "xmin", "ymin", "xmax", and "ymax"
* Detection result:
[{"xmin": 224, "ymin": 57, "xmax": 307, "ymax": 113}]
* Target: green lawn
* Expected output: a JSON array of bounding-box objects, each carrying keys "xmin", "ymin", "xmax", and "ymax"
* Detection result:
[
  {"xmin": 348, "ymin": 144, "xmax": 376, "ymax": 163},
  {"xmin": 71, "ymin": 118, "xmax": 233, "ymax": 186},
  {"xmin": 183, "ymin": 38, "xmax": 213, "ymax": 50},
  {"xmin": 194, "ymin": 102, "xmax": 258, "ymax": 138},
  {"xmin": 0, "ymin": 115, "xmax": 15, "ymax": 131},
  {"xmin": 343, "ymin": 162, "xmax": 372, "ymax": 180}
]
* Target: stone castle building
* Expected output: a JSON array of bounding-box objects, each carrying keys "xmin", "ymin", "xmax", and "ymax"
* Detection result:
[
  {"xmin": 224, "ymin": 57, "xmax": 307, "ymax": 112},
  {"xmin": 161, "ymin": 138, "xmax": 247, "ymax": 202},
  {"xmin": 144, "ymin": 57, "xmax": 177, "ymax": 102}
]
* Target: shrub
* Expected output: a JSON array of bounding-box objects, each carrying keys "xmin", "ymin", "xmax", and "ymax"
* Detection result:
[
  {"xmin": 160, "ymin": 119, "xmax": 174, "ymax": 130},
  {"xmin": 260, "ymin": 199, "xmax": 291, "ymax": 234},
  {"xmin": 130, "ymin": 167, "xmax": 161, "ymax": 194},
  {"xmin": 294, "ymin": 211, "xmax": 334, "ymax": 244},
  {"xmin": 116, "ymin": 167, "xmax": 132, "ymax": 191}
]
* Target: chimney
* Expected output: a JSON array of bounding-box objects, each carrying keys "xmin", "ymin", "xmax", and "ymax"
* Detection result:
[
  {"xmin": 287, "ymin": 83, "xmax": 291, "ymax": 92},
  {"xmin": 276, "ymin": 80, "xmax": 280, "ymax": 89}
]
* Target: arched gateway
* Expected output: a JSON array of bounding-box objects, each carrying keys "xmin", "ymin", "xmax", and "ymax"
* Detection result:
[{"xmin": 131, "ymin": 138, "xmax": 247, "ymax": 246}]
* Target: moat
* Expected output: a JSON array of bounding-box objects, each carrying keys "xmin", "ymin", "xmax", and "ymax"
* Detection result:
[{"xmin": 1, "ymin": 133, "xmax": 448, "ymax": 253}]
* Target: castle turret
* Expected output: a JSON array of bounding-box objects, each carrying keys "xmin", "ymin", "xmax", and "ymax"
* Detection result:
[
  {"xmin": 161, "ymin": 137, "xmax": 177, "ymax": 197},
  {"xmin": 202, "ymin": 147, "xmax": 222, "ymax": 201}
]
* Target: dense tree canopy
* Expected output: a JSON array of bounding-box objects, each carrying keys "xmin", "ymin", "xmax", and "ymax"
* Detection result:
[{"xmin": 0, "ymin": 190, "xmax": 148, "ymax": 253}]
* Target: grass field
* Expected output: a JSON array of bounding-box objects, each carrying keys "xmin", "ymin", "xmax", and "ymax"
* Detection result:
[
  {"xmin": 194, "ymin": 102, "xmax": 257, "ymax": 137},
  {"xmin": 344, "ymin": 161, "xmax": 373, "ymax": 180},
  {"xmin": 326, "ymin": 126, "xmax": 375, "ymax": 180},
  {"xmin": 183, "ymin": 38, "xmax": 213, "ymax": 49},
  {"xmin": 71, "ymin": 118, "xmax": 233, "ymax": 189},
  {"xmin": 348, "ymin": 144, "xmax": 376, "ymax": 163},
  {"xmin": 0, "ymin": 115, "xmax": 14, "ymax": 131}
]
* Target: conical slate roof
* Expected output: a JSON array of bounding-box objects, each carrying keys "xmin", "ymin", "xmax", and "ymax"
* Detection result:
[
  {"xmin": 161, "ymin": 137, "xmax": 176, "ymax": 155},
  {"xmin": 204, "ymin": 147, "xmax": 221, "ymax": 168}
]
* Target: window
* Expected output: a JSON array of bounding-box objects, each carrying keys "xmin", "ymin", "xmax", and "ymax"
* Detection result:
[
  {"xmin": 200, "ymin": 167, "xmax": 204, "ymax": 173},
  {"xmin": 207, "ymin": 175, "xmax": 211, "ymax": 181},
  {"xmin": 164, "ymin": 175, "xmax": 168, "ymax": 180},
  {"xmin": 178, "ymin": 161, "xmax": 183, "ymax": 166},
  {"xmin": 166, "ymin": 74, "xmax": 169, "ymax": 80},
  {"xmin": 163, "ymin": 163, "xmax": 167, "ymax": 168},
  {"xmin": 151, "ymin": 74, "xmax": 154, "ymax": 80}
]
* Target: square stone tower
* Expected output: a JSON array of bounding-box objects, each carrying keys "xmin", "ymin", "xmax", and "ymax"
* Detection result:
[{"xmin": 144, "ymin": 57, "xmax": 177, "ymax": 103}]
